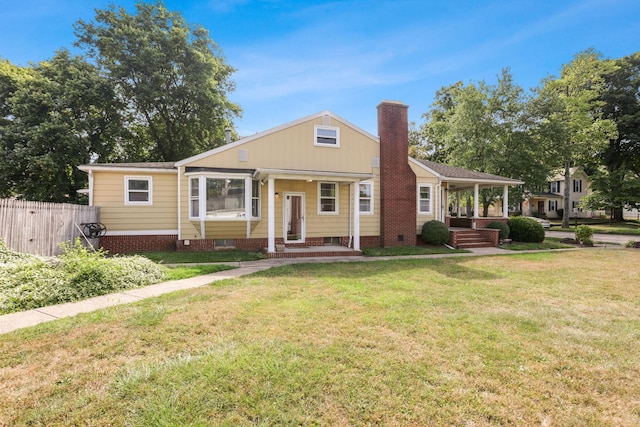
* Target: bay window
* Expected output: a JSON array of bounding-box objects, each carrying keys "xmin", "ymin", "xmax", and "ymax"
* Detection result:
[{"xmin": 188, "ymin": 175, "xmax": 260, "ymax": 220}]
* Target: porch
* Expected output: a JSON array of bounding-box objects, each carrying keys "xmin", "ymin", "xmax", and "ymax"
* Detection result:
[{"xmin": 263, "ymin": 244, "xmax": 362, "ymax": 259}]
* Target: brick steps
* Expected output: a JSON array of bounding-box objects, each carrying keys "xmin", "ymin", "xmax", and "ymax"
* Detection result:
[{"xmin": 452, "ymin": 231, "xmax": 494, "ymax": 249}]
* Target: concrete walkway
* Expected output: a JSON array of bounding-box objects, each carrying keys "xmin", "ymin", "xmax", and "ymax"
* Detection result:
[{"xmin": 0, "ymin": 242, "xmax": 625, "ymax": 335}]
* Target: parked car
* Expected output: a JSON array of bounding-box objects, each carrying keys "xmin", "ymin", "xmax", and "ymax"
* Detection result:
[{"xmin": 527, "ymin": 217, "xmax": 550, "ymax": 229}]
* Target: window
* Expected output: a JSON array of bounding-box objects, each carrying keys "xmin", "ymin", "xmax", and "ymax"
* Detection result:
[
  {"xmin": 573, "ymin": 179, "xmax": 582, "ymax": 193},
  {"xmin": 359, "ymin": 182, "xmax": 373, "ymax": 214},
  {"xmin": 572, "ymin": 201, "xmax": 582, "ymax": 212},
  {"xmin": 125, "ymin": 177, "xmax": 152, "ymax": 205},
  {"xmin": 189, "ymin": 177, "xmax": 200, "ymax": 218},
  {"xmin": 251, "ymin": 179, "xmax": 260, "ymax": 218},
  {"xmin": 314, "ymin": 125, "xmax": 340, "ymax": 147},
  {"xmin": 189, "ymin": 176, "xmax": 260, "ymax": 220},
  {"xmin": 418, "ymin": 184, "xmax": 432, "ymax": 214},
  {"xmin": 548, "ymin": 200, "xmax": 557, "ymax": 211},
  {"xmin": 205, "ymin": 178, "xmax": 245, "ymax": 218},
  {"xmin": 319, "ymin": 182, "xmax": 338, "ymax": 214},
  {"xmin": 549, "ymin": 181, "xmax": 560, "ymax": 193}
]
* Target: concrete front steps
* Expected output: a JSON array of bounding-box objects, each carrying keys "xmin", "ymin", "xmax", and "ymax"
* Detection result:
[{"xmin": 451, "ymin": 230, "xmax": 495, "ymax": 249}]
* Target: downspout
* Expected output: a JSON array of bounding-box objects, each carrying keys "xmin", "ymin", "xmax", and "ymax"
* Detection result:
[
  {"xmin": 177, "ymin": 167, "xmax": 181, "ymax": 240},
  {"xmin": 88, "ymin": 170, "xmax": 94, "ymax": 206},
  {"xmin": 348, "ymin": 183, "xmax": 353, "ymax": 248}
]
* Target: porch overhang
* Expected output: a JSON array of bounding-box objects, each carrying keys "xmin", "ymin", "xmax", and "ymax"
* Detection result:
[
  {"xmin": 253, "ymin": 168, "xmax": 373, "ymax": 183},
  {"xmin": 445, "ymin": 177, "xmax": 524, "ymax": 191}
]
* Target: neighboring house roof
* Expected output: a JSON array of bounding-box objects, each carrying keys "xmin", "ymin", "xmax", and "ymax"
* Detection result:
[
  {"xmin": 529, "ymin": 192, "xmax": 563, "ymax": 199},
  {"xmin": 549, "ymin": 166, "xmax": 586, "ymax": 181},
  {"xmin": 410, "ymin": 158, "xmax": 524, "ymax": 185}
]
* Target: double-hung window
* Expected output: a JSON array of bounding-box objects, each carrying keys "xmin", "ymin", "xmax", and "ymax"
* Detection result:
[
  {"xmin": 548, "ymin": 200, "xmax": 557, "ymax": 211},
  {"xmin": 573, "ymin": 179, "xmax": 582, "ymax": 193},
  {"xmin": 251, "ymin": 179, "xmax": 260, "ymax": 218},
  {"xmin": 125, "ymin": 176, "xmax": 152, "ymax": 205},
  {"xmin": 314, "ymin": 125, "xmax": 340, "ymax": 148},
  {"xmin": 189, "ymin": 177, "xmax": 200, "ymax": 218},
  {"xmin": 549, "ymin": 181, "xmax": 560, "ymax": 193},
  {"xmin": 418, "ymin": 184, "xmax": 432, "ymax": 214},
  {"xmin": 319, "ymin": 182, "xmax": 338, "ymax": 214},
  {"xmin": 359, "ymin": 182, "xmax": 373, "ymax": 214}
]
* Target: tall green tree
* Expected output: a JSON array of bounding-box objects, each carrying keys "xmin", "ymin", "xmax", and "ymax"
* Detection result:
[
  {"xmin": 593, "ymin": 52, "xmax": 640, "ymax": 220},
  {"xmin": 74, "ymin": 1, "xmax": 241, "ymax": 162},
  {"xmin": 538, "ymin": 49, "xmax": 618, "ymax": 227},
  {"xmin": 415, "ymin": 69, "xmax": 549, "ymax": 214},
  {"xmin": 0, "ymin": 51, "xmax": 124, "ymax": 202}
]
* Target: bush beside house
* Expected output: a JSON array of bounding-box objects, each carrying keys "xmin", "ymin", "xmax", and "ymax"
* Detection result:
[
  {"xmin": 508, "ymin": 217, "xmax": 545, "ymax": 243},
  {"xmin": 421, "ymin": 220, "xmax": 450, "ymax": 245}
]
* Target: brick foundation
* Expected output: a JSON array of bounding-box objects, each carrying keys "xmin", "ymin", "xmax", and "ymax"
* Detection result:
[{"xmin": 99, "ymin": 235, "xmax": 177, "ymax": 254}]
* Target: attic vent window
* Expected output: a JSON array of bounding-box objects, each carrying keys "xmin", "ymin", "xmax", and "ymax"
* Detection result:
[{"xmin": 314, "ymin": 125, "xmax": 340, "ymax": 148}]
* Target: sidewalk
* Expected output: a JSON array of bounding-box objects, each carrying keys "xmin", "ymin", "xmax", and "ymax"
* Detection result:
[{"xmin": 0, "ymin": 245, "xmax": 556, "ymax": 335}]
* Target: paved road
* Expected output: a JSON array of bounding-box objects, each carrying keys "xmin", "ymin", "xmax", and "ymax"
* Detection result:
[{"xmin": 546, "ymin": 230, "xmax": 638, "ymax": 245}]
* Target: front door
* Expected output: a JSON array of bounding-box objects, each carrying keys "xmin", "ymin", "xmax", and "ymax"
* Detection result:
[
  {"xmin": 537, "ymin": 201, "xmax": 545, "ymax": 215},
  {"xmin": 284, "ymin": 193, "xmax": 305, "ymax": 243}
]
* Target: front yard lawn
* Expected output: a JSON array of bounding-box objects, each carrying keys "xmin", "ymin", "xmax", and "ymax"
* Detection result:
[
  {"xmin": 136, "ymin": 249, "xmax": 266, "ymax": 263},
  {"xmin": 362, "ymin": 245, "xmax": 468, "ymax": 256},
  {"xmin": 502, "ymin": 237, "xmax": 577, "ymax": 251},
  {"xmin": 1, "ymin": 250, "xmax": 638, "ymax": 426}
]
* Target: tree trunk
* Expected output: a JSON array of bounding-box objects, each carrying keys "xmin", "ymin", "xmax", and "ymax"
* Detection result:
[{"xmin": 563, "ymin": 160, "xmax": 571, "ymax": 229}]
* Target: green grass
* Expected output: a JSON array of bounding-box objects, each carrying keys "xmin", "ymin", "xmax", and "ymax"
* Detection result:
[
  {"xmin": 163, "ymin": 264, "xmax": 236, "ymax": 280},
  {"xmin": 551, "ymin": 220, "xmax": 640, "ymax": 235},
  {"xmin": 502, "ymin": 237, "xmax": 576, "ymax": 251},
  {"xmin": 1, "ymin": 250, "xmax": 639, "ymax": 426},
  {"xmin": 362, "ymin": 245, "xmax": 468, "ymax": 256},
  {"xmin": 136, "ymin": 249, "xmax": 266, "ymax": 264}
]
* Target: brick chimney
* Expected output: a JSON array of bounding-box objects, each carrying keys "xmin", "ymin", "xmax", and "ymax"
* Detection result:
[{"xmin": 378, "ymin": 101, "xmax": 417, "ymax": 247}]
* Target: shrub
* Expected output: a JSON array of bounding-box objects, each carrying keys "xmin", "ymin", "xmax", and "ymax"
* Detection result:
[
  {"xmin": 0, "ymin": 239, "xmax": 167, "ymax": 315},
  {"xmin": 421, "ymin": 220, "xmax": 450, "ymax": 245},
  {"xmin": 486, "ymin": 221, "xmax": 510, "ymax": 240},
  {"xmin": 508, "ymin": 216, "xmax": 545, "ymax": 243},
  {"xmin": 575, "ymin": 225, "xmax": 594, "ymax": 246}
]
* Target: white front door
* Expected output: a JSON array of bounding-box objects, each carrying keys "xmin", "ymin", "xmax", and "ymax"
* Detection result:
[{"xmin": 284, "ymin": 192, "xmax": 305, "ymax": 243}]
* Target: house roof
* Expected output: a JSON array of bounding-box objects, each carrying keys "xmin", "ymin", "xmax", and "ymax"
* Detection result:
[
  {"xmin": 78, "ymin": 162, "xmax": 177, "ymax": 173},
  {"xmin": 411, "ymin": 158, "xmax": 524, "ymax": 185},
  {"xmin": 175, "ymin": 110, "xmax": 379, "ymax": 167}
]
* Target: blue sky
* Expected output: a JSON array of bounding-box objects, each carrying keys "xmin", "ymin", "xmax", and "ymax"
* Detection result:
[{"xmin": 1, "ymin": 0, "xmax": 639, "ymax": 137}]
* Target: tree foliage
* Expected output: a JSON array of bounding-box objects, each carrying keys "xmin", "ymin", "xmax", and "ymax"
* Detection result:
[
  {"xmin": 415, "ymin": 68, "xmax": 549, "ymax": 212},
  {"xmin": 539, "ymin": 49, "xmax": 618, "ymax": 227},
  {"xmin": 74, "ymin": 0, "xmax": 241, "ymax": 162},
  {"xmin": 0, "ymin": 51, "xmax": 124, "ymax": 202}
]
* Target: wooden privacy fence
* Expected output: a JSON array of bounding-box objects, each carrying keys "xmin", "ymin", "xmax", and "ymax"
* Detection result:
[{"xmin": 0, "ymin": 199, "xmax": 100, "ymax": 256}]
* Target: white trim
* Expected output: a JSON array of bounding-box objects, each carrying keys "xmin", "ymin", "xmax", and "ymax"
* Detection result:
[
  {"xmin": 105, "ymin": 229, "xmax": 178, "ymax": 236},
  {"xmin": 254, "ymin": 168, "xmax": 372, "ymax": 182},
  {"xmin": 353, "ymin": 183, "xmax": 360, "ymax": 251},
  {"xmin": 417, "ymin": 183, "xmax": 433, "ymax": 215},
  {"xmin": 124, "ymin": 176, "xmax": 153, "ymax": 205},
  {"xmin": 188, "ymin": 176, "xmax": 200, "ymax": 220},
  {"xmin": 79, "ymin": 165, "xmax": 176, "ymax": 174},
  {"xmin": 88, "ymin": 170, "xmax": 94, "ymax": 206},
  {"xmin": 318, "ymin": 181, "xmax": 339, "ymax": 215},
  {"xmin": 268, "ymin": 178, "xmax": 275, "ymax": 253},
  {"xmin": 184, "ymin": 171, "xmax": 253, "ymax": 178},
  {"xmin": 314, "ymin": 125, "xmax": 340, "ymax": 148},
  {"xmin": 176, "ymin": 110, "xmax": 379, "ymax": 167},
  {"xmin": 358, "ymin": 181, "xmax": 374, "ymax": 215},
  {"xmin": 177, "ymin": 167, "xmax": 182, "ymax": 239}
]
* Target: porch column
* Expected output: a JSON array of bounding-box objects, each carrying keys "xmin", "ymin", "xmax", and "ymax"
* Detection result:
[
  {"xmin": 456, "ymin": 191, "xmax": 461, "ymax": 217},
  {"xmin": 503, "ymin": 185, "xmax": 509, "ymax": 218},
  {"xmin": 473, "ymin": 183, "xmax": 479, "ymax": 218},
  {"xmin": 267, "ymin": 178, "xmax": 275, "ymax": 253},
  {"xmin": 353, "ymin": 182, "xmax": 360, "ymax": 251}
]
